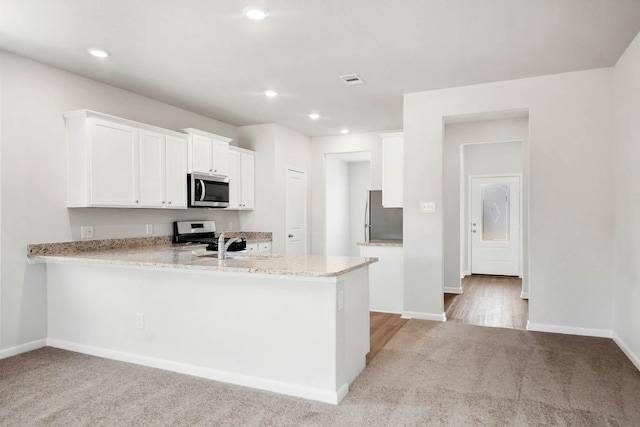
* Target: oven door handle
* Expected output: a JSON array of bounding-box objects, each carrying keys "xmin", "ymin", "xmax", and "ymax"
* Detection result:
[{"xmin": 199, "ymin": 180, "xmax": 206, "ymax": 202}]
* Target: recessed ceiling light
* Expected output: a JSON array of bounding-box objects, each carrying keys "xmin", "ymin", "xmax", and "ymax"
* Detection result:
[
  {"xmin": 309, "ymin": 113, "xmax": 320, "ymax": 120},
  {"xmin": 341, "ymin": 129, "xmax": 350, "ymax": 134},
  {"xmin": 87, "ymin": 47, "xmax": 111, "ymax": 58},
  {"xmin": 264, "ymin": 90, "xmax": 278, "ymax": 97},
  {"xmin": 243, "ymin": 6, "xmax": 269, "ymax": 20}
]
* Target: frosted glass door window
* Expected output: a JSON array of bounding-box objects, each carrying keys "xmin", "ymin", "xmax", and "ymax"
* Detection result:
[{"xmin": 481, "ymin": 184, "xmax": 509, "ymax": 241}]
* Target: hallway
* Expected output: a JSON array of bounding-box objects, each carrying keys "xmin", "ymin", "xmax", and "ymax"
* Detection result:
[{"xmin": 444, "ymin": 275, "xmax": 528, "ymax": 330}]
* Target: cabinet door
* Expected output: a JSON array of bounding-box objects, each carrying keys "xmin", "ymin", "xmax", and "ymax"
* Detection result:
[
  {"xmin": 240, "ymin": 152, "xmax": 255, "ymax": 209},
  {"xmin": 191, "ymin": 135, "xmax": 213, "ymax": 174},
  {"xmin": 211, "ymin": 140, "xmax": 229, "ymax": 176},
  {"xmin": 165, "ymin": 135, "xmax": 188, "ymax": 208},
  {"xmin": 89, "ymin": 118, "xmax": 139, "ymax": 206},
  {"xmin": 382, "ymin": 136, "xmax": 403, "ymax": 208},
  {"xmin": 227, "ymin": 150, "xmax": 241, "ymax": 209},
  {"xmin": 139, "ymin": 130, "xmax": 166, "ymax": 207}
]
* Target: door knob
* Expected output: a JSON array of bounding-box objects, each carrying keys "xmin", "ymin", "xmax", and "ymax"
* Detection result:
[{"xmin": 288, "ymin": 234, "xmax": 293, "ymax": 238}]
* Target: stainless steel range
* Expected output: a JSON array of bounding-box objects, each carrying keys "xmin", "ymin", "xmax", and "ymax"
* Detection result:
[{"xmin": 173, "ymin": 220, "xmax": 246, "ymax": 252}]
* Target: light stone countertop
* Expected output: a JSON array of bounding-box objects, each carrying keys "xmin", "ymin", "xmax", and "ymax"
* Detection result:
[
  {"xmin": 27, "ymin": 237, "xmax": 377, "ymax": 278},
  {"xmin": 358, "ymin": 240, "xmax": 403, "ymax": 247}
]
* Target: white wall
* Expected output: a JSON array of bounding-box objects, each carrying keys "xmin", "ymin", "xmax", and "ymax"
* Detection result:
[
  {"xmin": 0, "ymin": 51, "xmax": 242, "ymax": 352},
  {"xmin": 443, "ymin": 119, "xmax": 527, "ymax": 293},
  {"xmin": 325, "ymin": 157, "xmax": 350, "ymax": 256},
  {"xmin": 238, "ymin": 123, "xmax": 311, "ymax": 254},
  {"xmin": 613, "ymin": 32, "xmax": 640, "ymax": 367},
  {"xmin": 349, "ymin": 162, "xmax": 370, "ymax": 256},
  {"xmin": 404, "ymin": 68, "xmax": 614, "ymax": 333},
  {"xmin": 310, "ymin": 131, "xmax": 390, "ymax": 255}
]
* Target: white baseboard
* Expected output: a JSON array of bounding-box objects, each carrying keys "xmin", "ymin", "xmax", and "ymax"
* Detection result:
[
  {"xmin": 46, "ymin": 339, "xmax": 345, "ymax": 404},
  {"xmin": 461, "ymin": 270, "xmax": 469, "ymax": 278},
  {"xmin": 369, "ymin": 308, "xmax": 403, "ymax": 315},
  {"xmin": 0, "ymin": 338, "xmax": 47, "ymax": 359},
  {"xmin": 612, "ymin": 332, "xmax": 640, "ymax": 372},
  {"xmin": 520, "ymin": 292, "xmax": 529, "ymax": 299},
  {"xmin": 444, "ymin": 286, "xmax": 463, "ymax": 294},
  {"xmin": 526, "ymin": 322, "xmax": 612, "ymax": 338},
  {"xmin": 402, "ymin": 311, "xmax": 446, "ymax": 322}
]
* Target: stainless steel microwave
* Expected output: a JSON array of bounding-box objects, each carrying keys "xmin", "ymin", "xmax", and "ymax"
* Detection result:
[{"xmin": 187, "ymin": 173, "xmax": 230, "ymax": 208}]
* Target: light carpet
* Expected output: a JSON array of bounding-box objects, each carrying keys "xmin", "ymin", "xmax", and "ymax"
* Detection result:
[{"xmin": 1, "ymin": 320, "xmax": 639, "ymax": 426}]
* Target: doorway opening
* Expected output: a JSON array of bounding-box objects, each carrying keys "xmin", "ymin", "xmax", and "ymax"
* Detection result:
[
  {"xmin": 442, "ymin": 112, "xmax": 529, "ymax": 330},
  {"xmin": 324, "ymin": 151, "xmax": 371, "ymax": 256}
]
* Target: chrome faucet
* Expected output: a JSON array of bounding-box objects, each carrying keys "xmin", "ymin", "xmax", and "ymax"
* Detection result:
[{"xmin": 217, "ymin": 233, "xmax": 242, "ymax": 260}]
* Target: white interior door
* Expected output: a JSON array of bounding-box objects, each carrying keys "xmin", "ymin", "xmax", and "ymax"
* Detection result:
[
  {"xmin": 471, "ymin": 176, "xmax": 520, "ymax": 276},
  {"xmin": 286, "ymin": 169, "xmax": 307, "ymax": 255}
]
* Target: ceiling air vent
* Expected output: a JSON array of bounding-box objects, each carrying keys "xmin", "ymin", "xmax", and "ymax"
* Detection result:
[{"xmin": 339, "ymin": 74, "xmax": 365, "ymax": 85}]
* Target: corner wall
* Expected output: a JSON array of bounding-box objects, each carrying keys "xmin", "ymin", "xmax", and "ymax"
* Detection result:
[
  {"xmin": 612, "ymin": 32, "xmax": 640, "ymax": 369},
  {"xmin": 404, "ymin": 69, "xmax": 614, "ymax": 331}
]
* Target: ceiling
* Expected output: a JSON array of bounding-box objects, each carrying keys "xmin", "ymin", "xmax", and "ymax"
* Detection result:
[{"xmin": 2, "ymin": 1, "xmax": 640, "ymax": 137}]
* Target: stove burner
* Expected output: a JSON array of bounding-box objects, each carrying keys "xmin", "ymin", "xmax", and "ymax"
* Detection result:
[{"xmin": 173, "ymin": 221, "xmax": 246, "ymax": 252}]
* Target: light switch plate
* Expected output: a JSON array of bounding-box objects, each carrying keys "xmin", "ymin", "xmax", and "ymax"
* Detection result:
[{"xmin": 420, "ymin": 202, "xmax": 436, "ymax": 213}]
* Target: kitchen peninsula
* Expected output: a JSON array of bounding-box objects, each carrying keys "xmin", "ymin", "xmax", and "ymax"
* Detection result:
[{"xmin": 28, "ymin": 237, "xmax": 377, "ymax": 404}]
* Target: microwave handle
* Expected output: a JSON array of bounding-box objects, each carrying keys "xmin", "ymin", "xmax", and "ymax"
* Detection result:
[{"xmin": 199, "ymin": 180, "xmax": 206, "ymax": 201}]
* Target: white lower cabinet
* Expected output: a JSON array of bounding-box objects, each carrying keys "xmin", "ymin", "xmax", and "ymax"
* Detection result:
[
  {"xmin": 65, "ymin": 110, "xmax": 187, "ymax": 209},
  {"xmin": 245, "ymin": 241, "xmax": 271, "ymax": 254},
  {"xmin": 258, "ymin": 242, "xmax": 272, "ymax": 253},
  {"xmin": 227, "ymin": 146, "xmax": 255, "ymax": 210},
  {"xmin": 359, "ymin": 245, "xmax": 404, "ymax": 313}
]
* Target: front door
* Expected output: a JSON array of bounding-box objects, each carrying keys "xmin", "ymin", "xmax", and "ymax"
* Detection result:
[
  {"xmin": 470, "ymin": 176, "xmax": 520, "ymax": 276},
  {"xmin": 286, "ymin": 169, "xmax": 307, "ymax": 255}
]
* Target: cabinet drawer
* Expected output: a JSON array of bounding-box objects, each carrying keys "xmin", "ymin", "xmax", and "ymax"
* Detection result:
[
  {"xmin": 245, "ymin": 243, "xmax": 258, "ymax": 253},
  {"xmin": 258, "ymin": 242, "xmax": 272, "ymax": 253}
]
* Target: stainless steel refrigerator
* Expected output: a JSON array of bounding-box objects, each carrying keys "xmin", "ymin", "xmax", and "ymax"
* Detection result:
[{"xmin": 364, "ymin": 190, "xmax": 403, "ymax": 241}]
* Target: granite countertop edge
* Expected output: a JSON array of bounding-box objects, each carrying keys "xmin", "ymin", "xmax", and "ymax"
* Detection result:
[{"xmin": 27, "ymin": 235, "xmax": 377, "ymax": 278}]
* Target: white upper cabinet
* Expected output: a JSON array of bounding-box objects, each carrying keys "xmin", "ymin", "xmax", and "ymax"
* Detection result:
[
  {"xmin": 87, "ymin": 117, "xmax": 139, "ymax": 207},
  {"xmin": 227, "ymin": 146, "xmax": 255, "ymax": 210},
  {"xmin": 165, "ymin": 135, "xmax": 187, "ymax": 208},
  {"xmin": 139, "ymin": 130, "xmax": 188, "ymax": 208},
  {"xmin": 64, "ymin": 110, "xmax": 187, "ymax": 209},
  {"xmin": 180, "ymin": 128, "xmax": 232, "ymax": 177},
  {"xmin": 240, "ymin": 152, "xmax": 255, "ymax": 209},
  {"xmin": 139, "ymin": 130, "xmax": 165, "ymax": 207},
  {"xmin": 381, "ymin": 132, "xmax": 403, "ymax": 208}
]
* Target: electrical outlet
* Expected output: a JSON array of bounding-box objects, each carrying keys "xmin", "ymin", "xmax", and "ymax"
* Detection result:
[
  {"xmin": 80, "ymin": 225, "xmax": 94, "ymax": 239},
  {"xmin": 228, "ymin": 222, "xmax": 233, "ymax": 231},
  {"xmin": 135, "ymin": 313, "xmax": 144, "ymax": 329},
  {"xmin": 146, "ymin": 224, "xmax": 153, "ymax": 235}
]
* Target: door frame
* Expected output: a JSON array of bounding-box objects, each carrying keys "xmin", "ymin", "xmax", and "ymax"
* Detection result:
[{"xmin": 467, "ymin": 174, "xmax": 523, "ymax": 278}]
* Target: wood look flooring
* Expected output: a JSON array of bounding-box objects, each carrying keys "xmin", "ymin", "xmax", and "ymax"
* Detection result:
[
  {"xmin": 444, "ymin": 275, "xmax": 528, "ymax": 330},
  {"xmin": 367, "ymin": 312, "xmax": 408, "ymax": 364}
]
